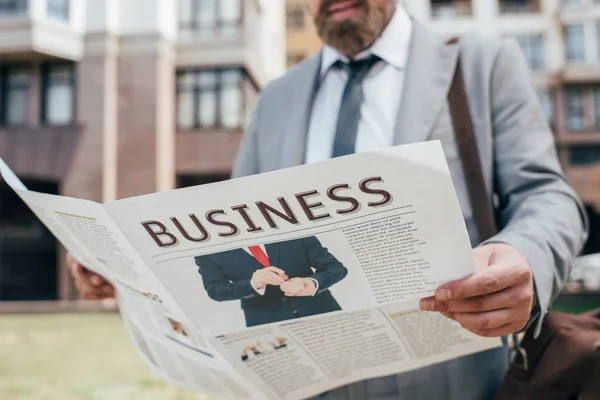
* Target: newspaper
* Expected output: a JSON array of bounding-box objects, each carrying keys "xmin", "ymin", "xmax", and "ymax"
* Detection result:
[{"xmin": 0, "ymin": 141, "xmax": 502, "ymax": 400}]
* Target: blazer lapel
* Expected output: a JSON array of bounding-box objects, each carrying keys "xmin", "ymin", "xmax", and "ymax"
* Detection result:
[
  {"xmin": 265, "ymin": 243, "xmax": 280, "ymax": 269},
  {"xmin": 232, "ymin": 248, "xmax": 264, "ymax": 270},
  {"xmin": 394, "ymin": 20, "xmax": 460, "ymax": 145},
  {"xmin": 279, "ymin": 52, "xmax": 323, "ymax": 169}
]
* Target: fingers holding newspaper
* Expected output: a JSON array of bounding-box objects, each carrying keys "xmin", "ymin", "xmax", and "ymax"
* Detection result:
[
  {"xmin": 420, "ymin": 243, "xmax": 535, "ymax": 337},
  {"xmin": 66, "ymin": 252, "xmax": 115, "ymax": 300}
]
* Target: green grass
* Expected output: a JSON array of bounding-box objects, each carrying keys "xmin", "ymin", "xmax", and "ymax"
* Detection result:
[
  {"xmin": 0, "ymin": 313, "xmax": 210, "ymax": 400},
  {"xmin": 2, "ymin": 295, "xmax": 598, "ymax": 400},
  {"xmin": 552, "ymin": 293, "xmax": 600, "ymax": 314}
]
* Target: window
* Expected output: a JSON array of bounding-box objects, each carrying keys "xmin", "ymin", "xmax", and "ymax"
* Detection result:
[
  {"xmin": 594, "ymin": 86, "xmax": 600, "ymax": 128},
  {"xmin": 0, "ymin": 0, "xmax": 27, "ymax": 16},
  {"xmin": 286, "ymin": 4, "xmax": 305, "ymax": 31},
  {"xmin": 537, "ymin": 89, "xmax": 554, "ymax": 126},
  {"xmin": 564, "ymin": 87, "xmax": 585, "ymax": 131},
  {"xmin": 0, "ymin": 179, "xmax": 59, "ymax": 301},
  {"xmin": 430, "ymin": 0, "xmax": 472, "ymax": 19},
  {"xmin": 596, "ymin": 22, "xmax": 600, "ymax": 60},
  {"xmin": 2, "ymin": 65, "xmax": 30, "ymax": 126},
  {"xmin": 515, "ymin": 35, "xmax": 545, "ymax": 70},
  {"xmin": 569, "ymin": 146, "xmax": 600, "ymax": 166},
  {"xmin": 499, "ymin": 0, "xmax": 540, "ymax": 14},
  {"xmin": 565, "ymin": 24, "xmax": 586, "ymax": 63},
  {"xmin": 179, "ymin": 0, "xmax": 241, "ymax": 40},
  {"xmin": 177, "ymin": 68, "xmax": 256, "ymax": 130},
  {"xmin": 243, "ymin": 77, "xmax": 258, "ymax": 127},
  {"xmin": 41, "ymin": 62, "xmax": 74, "ymax": 126},
  {"xmin": 46, "ymin": 0, "xmax": 69, "ymax": 21},
  {"xmin": 220, "ymin": 70, "xmax": 242, "ymax": 128}
]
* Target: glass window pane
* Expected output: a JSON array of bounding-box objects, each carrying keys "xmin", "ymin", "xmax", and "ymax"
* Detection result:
[
  {"xmin": 220, "ymin": 0, "xmax": 240, "ymax": 22},
  {"xmin": 7, "ymin": 88, "xmax": 28, "ymax": 125},
  {"xmin": 5, "ymin": 67, "xmax": 30, "ymax": 126},
  {"xmin": 243, "ymin": 79, "xmax": 258, "ymax": 127},
  {"xmin": 570, "ymin": 146, "xmax": 600, "ymax": 166},
  {"xmin": 220, "ymin": 25, "xmax": 238, "ymax": 38},
  {"xmin": 565, "ymin": 87, "xmax": 584, "ymax": 131},
  {"xmin": 179, "ymin": 0, "xmax": 242, "ymax": 39},
  {"xmin": 177, "ymin": 71, "xmax": 195, "ymax": 88},
  {"xmin": 199, "ymin": 71, "xmax": 216, "ymax": 87},
  {"xmin": 594, "ymin": 87, "xmax": 600, "ymax": 128},
  {"xmin": 515, "ymin": 35, "xmax": 545, "ymax": 70},
  {"xmin": 46, "ymin": 85, "xmax": 72, "ymax": 125},
  {"xmin": 220, "ymin": 85, "xmax": 241, "ymax": 128},
  {"xmin": 197, "ymin": 0, "xmax": 216, "ymax": 24},
  {"xmin": 44, "ymin": 64, "xmax": 73, "ymax": 125},
  {"xmin": 47, "ymin": 0, "xmax": 69, "ymax": 20},
  {"xmin": 179, "ymin": 0, "xmax": 192, "ymax": 24},
  {"xmin": 197, "ymin": 0, "xmax": 216, "ymax": 38},
  {"xmin": 8, "ymin": 68, "xmax": 29, "ymax": 86},
  {"xmin": 177, "ymin": 91, "xmax": 194, "ymax": 128},
  {"xmin": 0, "ymin": 0, "xmax": 28, "ymax": 16},
  {"xmin": 198, "ymin": 91, "xmax": 216, "ymax": 127},
  {"xmin": 597, "ymin": 23, "xmax": 600, "ymax": 60},
  {"xmin": 221, "ymin": 70, "xmax": 240, "ymax": 85},
  {"xmin": 537, "ymin": 89, "xmax": 553, "ymax": 125},
  {"xmin": 565, "ymin": 25, "xmax": 585, "ymax": 62}
]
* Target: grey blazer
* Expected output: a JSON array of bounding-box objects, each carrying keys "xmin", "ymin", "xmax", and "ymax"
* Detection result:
[{"xmin": 232, "ymin": 20, "xmax": 588, "ymax": 400}]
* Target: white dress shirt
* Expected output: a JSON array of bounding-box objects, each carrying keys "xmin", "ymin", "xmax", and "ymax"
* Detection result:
[
  {"xmin": 243, "ymin": 244, "xmax": 267, "ymax": 257},
  {"xmin": 305, "ymin": 7, "xmax": 413, "ymax": 164}
]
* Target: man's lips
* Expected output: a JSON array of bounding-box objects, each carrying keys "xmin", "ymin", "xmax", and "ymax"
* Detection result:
[{"xmin": 327, "ymin": 0, "xmax": 362, "ymax": 18}]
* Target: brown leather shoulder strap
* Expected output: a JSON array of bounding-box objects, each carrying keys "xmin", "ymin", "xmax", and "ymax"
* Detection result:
[{"xmin": 446, "ymin": 44, "xmax": 498, "ymax": 241}]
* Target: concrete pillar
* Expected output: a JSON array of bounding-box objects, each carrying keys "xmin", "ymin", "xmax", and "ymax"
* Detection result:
[
  {"xmin": 28, "ymin": 61, "xmax": 41, "ymax": 128},
  {"xmin": 115, "ymin": 35, "xmax": 175, "ymax": 198},
  {"xmin": 114, "ymin": 0, "xmax": 176, "ymax": 198},
  {"xmin": 63, "ymin": 33, "xmax": 119, "ymax": 203}
]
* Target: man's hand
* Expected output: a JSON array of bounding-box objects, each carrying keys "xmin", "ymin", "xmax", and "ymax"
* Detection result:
[
  {"xmin": 250, "ymin": 267, "xmax": 288, "ymax": 290},
  {"xmin": 67, "ymin": 252, "xmax": 115, "ymax": 300},
  {"xmin": 419, "ymin": 243, "xmax": 534, "ymax": 337},
  {"xmin": 281, "ymin": 278, "xmax": 317, "ymax": 297}
]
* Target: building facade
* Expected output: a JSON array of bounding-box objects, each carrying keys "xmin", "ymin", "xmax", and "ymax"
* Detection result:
[
  {"xmin": 0, "ymin": 0, "xmax": 285, "ymax": 306},
  {"xmin": 401, "ymin": 0, "xmax": 600, "ymax": 254},
  {"xmin": 284, "ymin": 0, "xmax": 600, "ymax": 254},
  {"xmin": 285, "ymin": 0, "xmax": 321, "ymax": 67}
]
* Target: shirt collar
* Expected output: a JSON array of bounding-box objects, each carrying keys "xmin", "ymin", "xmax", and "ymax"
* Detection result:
[{"xmin": 320, "ymin": 6, "xmax": 413, "ymax": 78}]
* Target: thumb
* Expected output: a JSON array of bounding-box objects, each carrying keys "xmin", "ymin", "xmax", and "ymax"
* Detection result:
[{"xmin": 473, "ymin": 245, "xmax": 494, "ymax": 271}]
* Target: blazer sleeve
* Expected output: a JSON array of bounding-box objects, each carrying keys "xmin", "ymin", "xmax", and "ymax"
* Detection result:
[
  {"xmin": 482, "ymin": 39, "xmax": 589, "ymax": 336},
  {"xmin": 303, "ymin": 236, "xmax": 348, "ymax": 294},
  {"xmin": 195, "ymin": 256, "xmax": 259, "ymax": 302}
]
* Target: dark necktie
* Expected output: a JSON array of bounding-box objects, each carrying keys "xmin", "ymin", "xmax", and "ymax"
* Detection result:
[
  {"xmin": 247, "ymin": 245, "xmax": 299, "ymax": 317},
  {"xmin": 332, "ymin": 55, "xmax": 382, "ymax": 158}
]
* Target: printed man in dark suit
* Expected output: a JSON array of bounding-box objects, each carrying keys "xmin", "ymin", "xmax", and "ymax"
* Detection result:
[{"xmin": 194, "ymin": 236, "xmax": 348, "ymax": 327}]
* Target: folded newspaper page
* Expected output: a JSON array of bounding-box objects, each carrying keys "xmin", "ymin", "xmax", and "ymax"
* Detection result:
[{"xmin": 1, "ymin": 141, "xmax": 502, "ymax": 400}]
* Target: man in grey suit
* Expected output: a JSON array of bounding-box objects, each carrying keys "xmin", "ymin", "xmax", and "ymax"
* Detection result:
[
  {"xmin": 231, "ymin": 0, "xmax": 587, "ymax": 398},
  {"xmin": 69, "ymin": 0, "xmax": 588, "ymax": 398}
]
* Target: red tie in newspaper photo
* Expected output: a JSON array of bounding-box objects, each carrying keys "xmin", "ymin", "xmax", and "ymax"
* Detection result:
[{"xmin": 247, "ymin": 245, "xmax": 299, "ymax": 318}]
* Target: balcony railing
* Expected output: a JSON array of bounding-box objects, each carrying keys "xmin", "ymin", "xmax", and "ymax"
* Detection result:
[
  {"xmin": 431, "ymin": 1, "xmax": 472, "ymax": 19},
  {"xmin": 0, "ymin": 0, "xmax": 27, "ymax": 17},
  {"xmin": 499, "ymin": 1, "xmax": 541, "ymax": 14}
]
